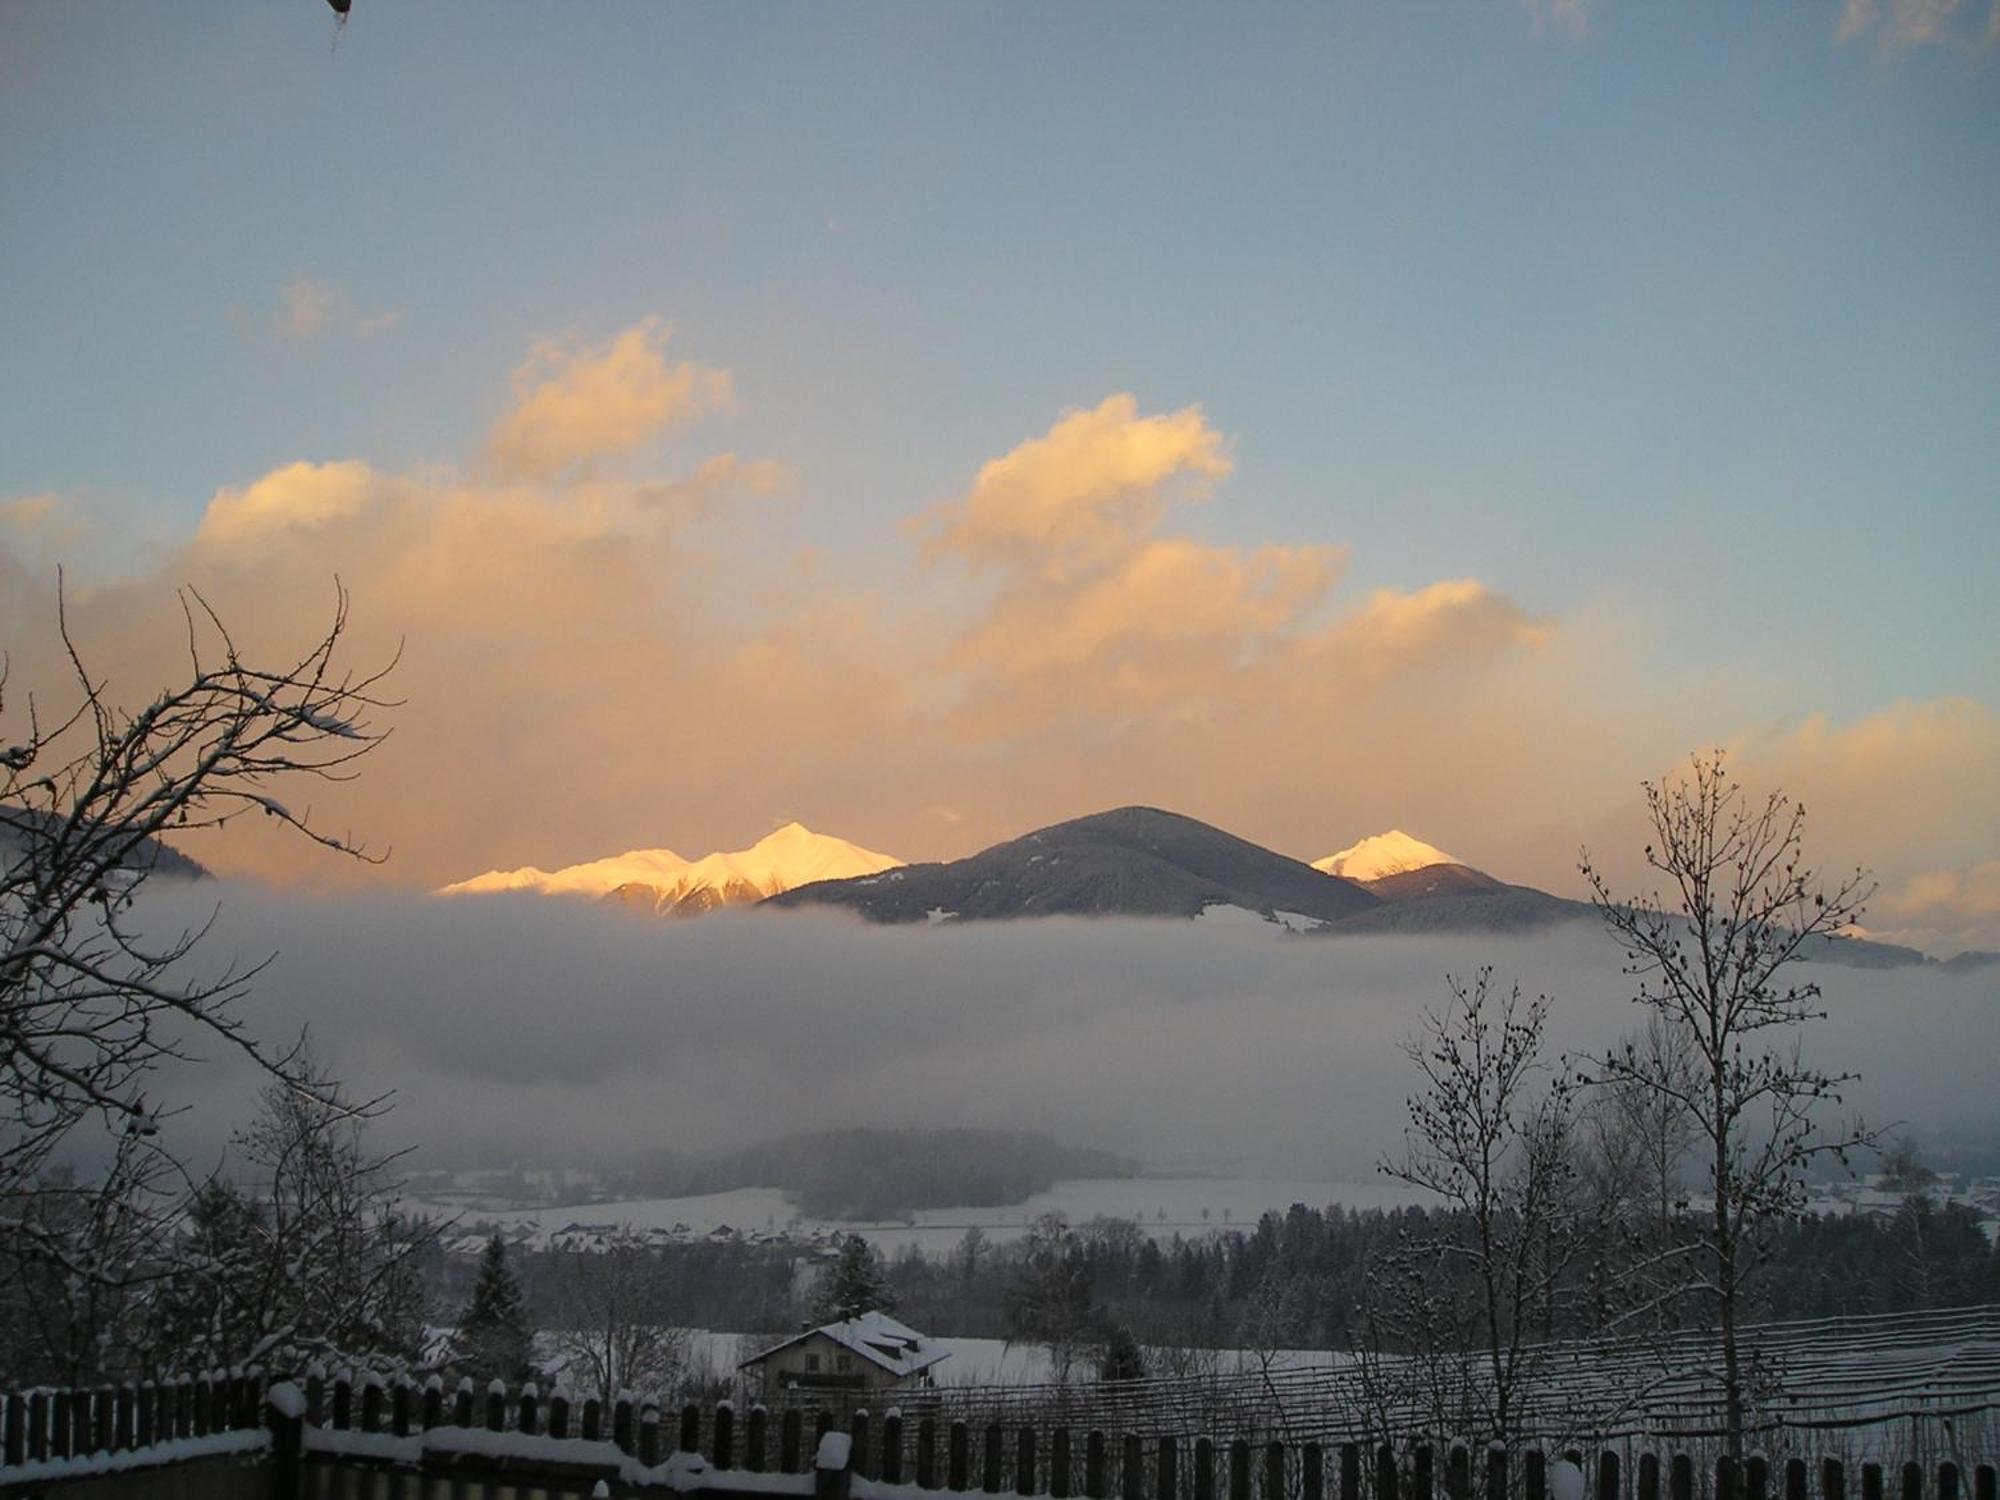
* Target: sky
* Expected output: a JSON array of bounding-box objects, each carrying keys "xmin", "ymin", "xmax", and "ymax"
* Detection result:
[{"xmin": 2, "ymin": 2, "xmax": 1998, "ymax": 955}]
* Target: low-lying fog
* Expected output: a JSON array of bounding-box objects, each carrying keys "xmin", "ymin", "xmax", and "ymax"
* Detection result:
[{"xmin": 139, "ymin": 884, "xmax": 1998, "ymax": 1180}]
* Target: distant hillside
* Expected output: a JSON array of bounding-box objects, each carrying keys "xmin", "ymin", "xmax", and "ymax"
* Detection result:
[
  {"xmin": 606, "ymin": 1128, "xmax": 1136, "ymax": 1222},
  {"xmin": 767, "ymin": 806, "xmax": 1379, "ymax": 925},
  {"xmin": 0, "ymin": 805, "xmax": 209, "ymax": 882},
  {"xmin": 1362, "ymin": 862, "xmax": 1507, "ymax": 901}
]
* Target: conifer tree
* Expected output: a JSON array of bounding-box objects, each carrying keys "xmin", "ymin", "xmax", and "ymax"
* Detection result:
[
  {"xmin": 813, "ymin": 1233, "xmax": 893, "ymax": 1322},
  {"xmin": 455, "ymin": 1233, "xmax": 534, "ymax": 1381}
]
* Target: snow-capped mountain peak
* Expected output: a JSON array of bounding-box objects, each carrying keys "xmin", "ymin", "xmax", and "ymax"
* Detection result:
[
  {"xmin": 438, "ymin": 847, "xmax": 692, "ymax": 898},
  {"xmin": 438, "ymin": 824, "xmax": 902, "ymax": 914},
  {"xmin": 1312, "ymin": 829, "xmax": 1461, "ymax": 882}
]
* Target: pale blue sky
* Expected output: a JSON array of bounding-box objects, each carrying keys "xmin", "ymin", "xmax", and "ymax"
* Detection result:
[{"xmin": 3, "ymin": 2, "xmax": 1996, "ymax": 735}]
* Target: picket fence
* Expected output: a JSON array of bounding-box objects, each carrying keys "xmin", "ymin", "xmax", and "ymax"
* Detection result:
[{"xmin": 5, "ymin": 1371, "xmax": 2000, "ymax": 1500}]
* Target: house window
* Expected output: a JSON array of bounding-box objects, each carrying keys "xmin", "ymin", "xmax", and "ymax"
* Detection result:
[{"xmin": 805, "ymin": 1354, "xmax": 821, "ymax": 1373}]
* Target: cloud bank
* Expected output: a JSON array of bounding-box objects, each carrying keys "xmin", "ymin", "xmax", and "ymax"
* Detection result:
[
  {"xmin": 145, "ymin": 885, "xmax": 2000, "ymax": 1180},
  {"xmin": 2, "ymin": 318, "xmax": 1995, "ymax": 956}
]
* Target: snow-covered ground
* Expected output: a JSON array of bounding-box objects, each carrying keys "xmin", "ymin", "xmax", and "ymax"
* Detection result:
[
  {"xmin": 450, "ymin": 1176, "xmax": 1439, "ymax": 1254},
  {"xmin": 665, "ymin": 1331, "xmax": 1354, "ymax": 1390}
]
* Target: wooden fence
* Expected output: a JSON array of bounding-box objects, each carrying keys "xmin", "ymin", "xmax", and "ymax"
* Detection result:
[{"xmin": 6, "ymin": 1373, "xmax": 2000, "ymax": 1500}]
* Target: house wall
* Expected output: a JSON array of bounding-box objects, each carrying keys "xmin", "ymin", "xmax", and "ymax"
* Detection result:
[{"xmin": 751, "ymin": 1332, "xmax": 905, "ymax": 1395}]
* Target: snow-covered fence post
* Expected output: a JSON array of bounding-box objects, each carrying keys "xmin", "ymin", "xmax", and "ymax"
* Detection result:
[
  {"xmin": 519, "ymin": 1382, "xmax": 539, "ymax": 1436},
  {"xmin": 1638, "ymin": 1454, "xmax": 1659, "ymax": 1500},
  {"xmin": 1050, "ymin": 1426, "xmax": 1072, "ymax": 1499},
  {"xmin": 453, "ymin": 1378, "xmax": 474, "ymax": 1430},
  {"xmin": 1671, "ymin": 1454, "xmax": 1694, "ymax": 1500},
  {"xmin": 1716, "ymin": 1456, "xmax": 1741, "ymax": 1500},
  {"xmin": 1157, "ymin": 1436, "xmax": 1179, "ymax": 1500},
  {"xmin": 851, "ymin": 1410, "xmax": 872, "ymax": 1481},
  {"xmin": 1599, "ymin": 1453, "xmax": 1621, "ymax": 1500},
  {"xmin": 1229, "ymin": 1438, "xmax": 1251, "ymax": 1500},
  {"xmin": 549, "ymin": 1388, "xmax": 571, "ymax": 1441},
  {"xmin": 1083, "ymin": 1428, "xmax": 1105, "ymax": 1500},
  {"xmin": 3, "ymin": 1391, "xmax": 23, "ymax": 1467},
  {"xmin": 714, "ymin": 1400, "xmax": 736, "ymax": 1469},
  {"xmin": 1748, "ymin": 1455, "xmax": 1770, "ymax": 1500},
  {"xmin": 1269, "ymin": 1441, "xmax": 1289, "ymax": 1500},
  {"xmin": 1017, "ymin": 1426, "xmax": 1037, "ymax": 1497},
  {"xmin": 174, "ymin": 1375, "xmax": 193, "ymax": 1439},
  {"xmin": 392, "ymin": 1378, "xmax": 411, "ymax": 1438},
  {"xmin": 420, "ymin": 1376, "xmax": 441, "ymax": 1432},
  {"xmin": 268, "ymin": 1381, "xmax": 307, "ymax": 1500},
  {"xmin": 612, "ymin": 1394, "xmax": 634, "ymax": 1454},
  {"xmin": 304, "ymin": 1368, "xmax": 324, "ymax": 1429},
  {"xmin": 1974, "ymin": 1468, "xmax": 1996, "ymax": 1500},
  {"xmin": 112, "ymin": 1384, "xmax": 133, "ymax": 1450},
  {"xmin": 1824, "ymin": 1461, "xmax": 1846, "ymax": 1500},
  {"xmin": 1862, "ymin": 1462, "xmax": 1885, "ymax": 1500},
  {"xmin": 194, "ymin": 1375, "xmax": 213, "ymax": 1437},
  {"xmin": 1901, "ymin": 1465, "xmax": 1922, "ymax": 1500},
  {"xmin": 484, "ymin": 1379, "xmax": 505, "ymax": 1434},
  {"xmin": 1124, "ymin": 1433, "xmax": 1146, "ymax": 1500},
  {"xmin": 1523, "ymin": 1450, "xmax": 1544, "ymax": 1500},
  {"xmin": 984, "ymin": 1422, "xmax": 1004, "ymax": 1494},
  {"xmin": 360, "ymin": 1372, "xmax": 383, "ymax": 1434},
  {"xmin": 1786, "ymin": 1460, "xmax": 1808, "ymax": 1500},
  {"xmin": 1378, "ymin": 1444, "xmax": 1400, "ymax": 1500},
  {"xmin": 781, "ymin": 1407, "xmax": 803, "ymax": 1473},
  {"xmin": 1305, "ymin": 1441, "xmax": 1324, "ymax": 1500},
  {"xmin": 328, "ymin": 1373, "xmax": 350, "ymax": 1433},
  {"xmin": 1447, "ymin": 1446, "xmax": 1470, "ymax": 1500},
  {"xmin": 747, "ymin": 1403, "xmax": 768, "ymax": 1472},
  {"xmin": 582, "ymin": 1395, "xmax": 602, "ymax": 1443},
  {"xmin": 1940, "ymin": 1466, "xmax": 1961, "ymax": 1500},
  {"xmin": 1414, "ymin": 1443, "xmax": 1434, "ymax": 1500},
  {"xmin": 1197, "ymin": 1436, "xmax": 1216, "ymax": 1500},
  {"xmin": 640, "ymin": 1401, "xmax": 663, "ymax": 1467},
  {"xmin": 136, "ymin": 1381, "xmax": 157, "ymax": 1447},
  {"xmin": 817, "ymin": 1429, "xmax": 856, "ymax": 1500},
  {"xmin": 881, "ymin": 1410, "xmax": 902, "ymax": 1486}
]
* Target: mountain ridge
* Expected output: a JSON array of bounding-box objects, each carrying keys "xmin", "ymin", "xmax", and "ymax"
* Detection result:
[{"xmin": 440, "ymin": 822, "xmax": 902, "ymax": 915}]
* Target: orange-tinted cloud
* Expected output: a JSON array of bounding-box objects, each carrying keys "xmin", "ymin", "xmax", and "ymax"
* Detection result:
[
  {"xmin": 3, "ymin": 331, "xmax": 1990, "ymax": 947},
  {"xmin": 485, "ymin": 317, "xmax": 732, "ymax": 481}
]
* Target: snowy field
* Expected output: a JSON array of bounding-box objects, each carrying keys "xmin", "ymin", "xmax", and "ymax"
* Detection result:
[
  {"xmin": 668, "ymin": 1331, "xmax": 1356, "ymax": 1390},
  {"xmin": 455, "ymin": 1176, "xmax": 1439, "ymax": 1254}
]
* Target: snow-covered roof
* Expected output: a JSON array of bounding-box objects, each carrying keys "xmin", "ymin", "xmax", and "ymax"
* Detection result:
[{"xmin": 739, "ymin": 1311, "xmax": 952, "ymax": 1379}]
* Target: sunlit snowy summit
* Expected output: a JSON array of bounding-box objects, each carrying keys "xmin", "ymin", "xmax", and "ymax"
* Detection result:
[
  {"xmin": 438, "ymin": 822, "xmax": 903, "ymax": 915},
  {"xmin": 1311, "ymin": 830, "xmax": 1461, "ymax": 882}
]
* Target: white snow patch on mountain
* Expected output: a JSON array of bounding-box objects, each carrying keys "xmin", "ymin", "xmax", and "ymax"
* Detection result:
[
  {"xmin": 437, "ymin": 823, "xmax": 902, "ymax": 910},
  {"xmin": 1312, "ymin": 829, "xmax": 1460, "ymax": 882}
]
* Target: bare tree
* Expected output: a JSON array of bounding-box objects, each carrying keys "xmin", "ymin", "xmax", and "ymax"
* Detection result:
[
  {"xmin": 1002, "ymin": 1212, "xmax": 1101, "ymax": 1384},
  {"xmin": 547, "ymin": 1231, "xmax": 689, "ymax": 1407},
  {"xmin": 1, "ymin": 582, "xmax": 396, "ymax": 1377},
  {"xmin": 1, "ymin": 584, "xmax": 394, "ymax": 1193},
  {"xmin": 1581, "ymin": 750, "xmax": 1874, "ymax": 1457},
  {"xmin": 1375, "ymin": 968, "xmax": 1585, "ymax": 1438},
  {"xmin": 150, "ymin": 1058, "xmax": 430, "ymax": 1374}
]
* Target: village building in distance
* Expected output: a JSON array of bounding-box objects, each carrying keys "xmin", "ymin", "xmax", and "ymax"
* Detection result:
[{"xmin": 739, "ymin": 1311, "xmax": 950, "ymax": 1397}]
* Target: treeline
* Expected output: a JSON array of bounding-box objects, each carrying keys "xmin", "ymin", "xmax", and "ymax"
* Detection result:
[{"xmin": 435, "ymin": 1193, "xmax": 2000, "ymax": 1364}]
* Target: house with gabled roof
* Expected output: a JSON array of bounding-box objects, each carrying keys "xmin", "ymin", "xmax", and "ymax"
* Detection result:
[{"xmin": 737, "ymin": 1311, "xmax": 950, "ymax": 1395}]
